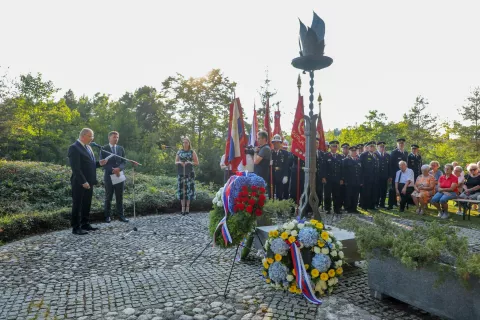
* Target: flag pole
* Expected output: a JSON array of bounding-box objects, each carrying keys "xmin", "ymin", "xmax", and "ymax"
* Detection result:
[{"xmin": 296, "ymin": 74, "xmax": 302, "ymax": 212}]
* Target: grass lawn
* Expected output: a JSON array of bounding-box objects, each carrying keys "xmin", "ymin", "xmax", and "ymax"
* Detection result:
[{"xmin": 357, "ymin": 200, "xmax": 480, "ymax": 230}]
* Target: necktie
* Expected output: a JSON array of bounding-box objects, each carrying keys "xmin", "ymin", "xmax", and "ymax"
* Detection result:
[
  {"xmin": 85, "ymin": 145, "xmax": 94, "ymax": 161},
  {"xmin": 112, "ymin": 146, "xmax": 116, "ymax": 155}
]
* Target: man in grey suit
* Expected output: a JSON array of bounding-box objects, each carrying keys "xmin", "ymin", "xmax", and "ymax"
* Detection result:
[{"xmin": 101, "ymin": 131, "xmax": 129, "ymax": 223}]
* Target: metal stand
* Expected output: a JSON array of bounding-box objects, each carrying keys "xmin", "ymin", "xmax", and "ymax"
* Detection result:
[{"xmin": 224, "ymin": 244, "xmax": 241, "ymax": 297}]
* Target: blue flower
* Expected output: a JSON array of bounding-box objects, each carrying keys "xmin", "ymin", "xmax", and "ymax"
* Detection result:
[
  {"xmin": 268, "ymin": 262, "xmax": 288, "ymax": 284},
  {"xmin": 312, "ymin": 254, "xmax": 332, "ymax": 273},
  {"xmin": 298, "ymin": 227, "xmax": 318, "ymax": 247},
  {"xmin": 226, "ymin": 174, "xmax": 266, "ymax": 213},
  {"xmin": 246, "ymin": 173, "xmax": 267, "ymax": 189},
  {"xmin": 270, "ymin": 238, "xmax": 290, "ymax": 256}
]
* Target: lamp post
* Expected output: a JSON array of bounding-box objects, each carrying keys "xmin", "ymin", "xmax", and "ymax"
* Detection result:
[{"xmin": 292, "ymin": 12, "xmax": 333, "ymax": 220}]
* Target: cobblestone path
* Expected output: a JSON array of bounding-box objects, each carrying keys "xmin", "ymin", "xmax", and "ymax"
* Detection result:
[{"xmin": 0, "ymin": 213, "xmax": 444, "ymax": 320}]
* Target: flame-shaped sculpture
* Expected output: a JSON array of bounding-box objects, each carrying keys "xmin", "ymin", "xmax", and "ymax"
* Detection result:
[{"xmin": 292, "ymin": 12, "xmax": 333, "ymax": 71}]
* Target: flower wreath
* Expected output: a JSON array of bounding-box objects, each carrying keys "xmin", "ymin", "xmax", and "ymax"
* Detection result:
[
  {"xmin": 210, "ymin": 172, "xmax": 267, "ymax": 247},
  {"xmin": 262, "ymin": 218, "xmax": 345, "ymax": 301}
]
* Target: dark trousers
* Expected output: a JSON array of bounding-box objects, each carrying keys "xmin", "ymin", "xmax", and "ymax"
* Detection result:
[
  {"xmin": 316, "ymin": 178, "xmax": 324, "ymax": 209},
  {"xmin": 340, "ymin": 184, "xmax": 346, "ymax": 209},
  {"xmin": 104, "ymin": 177, "xmax": 125, "ymax": 218},
  {"xmin": 377, "ymin": 177, "xmax": 389, "ymax": 207},
  {"xmin": 398, "ymin": 183, "xmax": 414, "ymax": 210},
  {"xmin": 324, "ymin": 180, "xmax": 341, "ymax": 213},
  {"xmin": 388, "ymin": 177, "xmax": 397, "ymax": 207},
  {"xmin": 361, "ymin": 179, "xmax": 376, "ymax": 209},
  {"xmin": 71, "ymin": 183, "xmax": 93, "ymax": 229},
  {"xmin": 273, "ymin": 180, "xmax": 287, "ymax": 200},
  {"xmin": 289, "ymin": 168, "xmax": 305, "ymax": 204},
  {"xmin": 345, "ymin": 184, "xmax": 360, "ymax": 212}
]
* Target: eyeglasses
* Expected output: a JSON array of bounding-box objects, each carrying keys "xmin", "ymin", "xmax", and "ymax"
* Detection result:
[{"xmin": 470, "ymin": 168, "xmax": 478, "ymax": 172}]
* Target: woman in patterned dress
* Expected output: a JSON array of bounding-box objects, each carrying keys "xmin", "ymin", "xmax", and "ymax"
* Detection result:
[{"xmin": 175, "ymin": 137, "xmax": 199, "ymax": 215}]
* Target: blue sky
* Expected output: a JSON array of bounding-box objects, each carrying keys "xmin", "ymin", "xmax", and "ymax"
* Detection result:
[{"xmin": 1, "ymin": 0, "xmax": 479, "ymax": 131}]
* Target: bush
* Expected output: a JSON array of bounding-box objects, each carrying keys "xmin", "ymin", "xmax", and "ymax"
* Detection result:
[
  {"xmin": 0, "ymin": 160, "xmax": 215, "ymax": 243},
  {"xmin": 208, "ymin": 204, "xmax": 256, "ymax": 248}
]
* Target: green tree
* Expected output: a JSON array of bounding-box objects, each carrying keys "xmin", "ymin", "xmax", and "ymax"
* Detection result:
[{"xmin": 458, "ymin": 87, "xmax": 480, "ymax": 154}]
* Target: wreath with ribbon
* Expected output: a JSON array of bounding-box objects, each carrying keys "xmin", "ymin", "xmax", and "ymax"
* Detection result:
[{"xmin": 262, "ymin": 218, "xmax": 345, "ymax": 304}]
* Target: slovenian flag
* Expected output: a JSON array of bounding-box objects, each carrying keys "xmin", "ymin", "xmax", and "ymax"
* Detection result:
[
  {"xmin": 224, "ymin": 98, "xmax": 247, "ymax": 172},
  {"xmin": 249, "ymin": 106, "xmax": 258, "ymax": 147}
]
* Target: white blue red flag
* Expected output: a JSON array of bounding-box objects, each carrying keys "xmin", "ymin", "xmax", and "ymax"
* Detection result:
[
  {"xmin": 224, "ymin": 98, "xmax": 247, "ymax": 172},
  {"xmin": 248, "ymin": 106, "xmax": 258, "ymax": 147}
]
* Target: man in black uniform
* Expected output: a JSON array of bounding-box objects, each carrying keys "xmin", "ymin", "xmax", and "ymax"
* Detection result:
[
  {"xmin": 289, "ymin": 153, "xmax": 305, "ymax": 204},
  {"xmin": 271, "ymin": 134, "xmax": 290, "ymax": 200},
  {"xmin": 341, "ymin": 146, "xmax": 362, "ymax": 213},
  {"xmin": 316, "ymin": 139, "xmax": 326, "ymax": 210},
  {"xmin": 375, "ymin": 141, "xmax": 390, "ymax": 208},
  {"xmin": 322, "ymin": 140, "xmax": 344, "ymax": 214},
  {"xmin": 282, "ymin": 139, "xmax": 291, "ymax": 198},
  {"xmin": 360, "ymin": 141, "xmax": 378, "ymax": 211},
  {"xmin": 388, "ymin": 138, "xmax": 408, "ymax": 209},
  {"xmin": 408, "ymin": 144, "xmax": 422, "ymax": 181},
  {"xmin": 356, "ymin": 143, "xmax": 364, "ymax": 207},
  {"xmin": 254, "ymin": 131, "xmax": 272, "ymax": 188},
  {"xmin": 340, "ymin": 143, "xmax": 349, "ymax": 211}
]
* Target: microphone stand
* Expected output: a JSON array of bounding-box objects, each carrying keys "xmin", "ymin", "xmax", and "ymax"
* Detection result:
[{"xmin": 91, "ymin": 145, "xmax": 156, "ymax": 239}]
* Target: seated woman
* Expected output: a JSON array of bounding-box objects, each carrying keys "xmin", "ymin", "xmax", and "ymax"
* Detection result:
[
  {"xmin": 429, "ymin": 161, "xmax": 443, "ymax": 191},
  {"xmin": 431, "ymin": 164, "xmax": 458, "ymax": 219},
  {"xmin": 453, "ymin": 166, "xmax": 465, "ymax": 215},
  {"xmin": 411, "ymin": 165, "xmax": 435, "ymax": 215},
  {"xmin": 458, "ymin": 163, "xmax": 480, "ymax": 213}
]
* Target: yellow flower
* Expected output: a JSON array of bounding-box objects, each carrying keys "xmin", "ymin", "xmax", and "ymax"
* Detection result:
[
  {"xmin": 274, "ymin": 254, "xmax": 282, "ymax": 262},
  {"xmin": 304, "ymin": 264, "xmax": 309, "ymax": 270},
  {"xmin": 288, "ymin": 235, "xmax": 296, "ymax": 244},
  {"xmin": 280, "ymin": 232, "xmax": 289, "ymax": 240},
  {"xmin": 267, "ymin": 258, "xmax": 274, "ymax": 264},
  {"xmin": 289, "ymin": 286, "xmax": 296, "ymax": 293},
  {"xmin": 268, "ymin": 230, "xmax": 274, "ymax": 237},
  {"xmin": 328, "ymin": 269, "xmax": 336, "ymax": 278},
  {"xmin": 320, "ymin": 273, "xmax": 329, "ymax": 281},
  {"xmin": 317, "ymin": 240, "xmax": 325, "ymax": 247},
  {"xmin": 262, "ymin": 270, "xmax": 267, "ymax": 276},
  {"xmin": 321, "ymin": 231, "xmax": 329, "ymax": 241},
  {"xmin": 292, "ymin": 269, "xmax": 296, "ymax": 276},
  {"xmin": 336, "ymin": 267, "xmax": 343, "ymax": 275},
  {"xmin": 310, "ymin": 219, "xmax": 318, "ymax": 225},
  {"xmin": 311, "ymin": 269, "xmax": 319, "ymax": 278},
  {"xmin": 266, "ymin": 278, "xmax": 271, "ymax": 284},
  {"xmin": 295, "ymin": 288, "xmax": 302, "ymax": 294},
  {"xmin": 316, "ymin": 222, "xmax": 324, "ymax": 230},
  {"xmin": 263, "ymin": 262, "xmax": 269, "ymax": 269},
  {"xmin": 272, "ymin": 230, "xmax": 279, "ymax": 237}
]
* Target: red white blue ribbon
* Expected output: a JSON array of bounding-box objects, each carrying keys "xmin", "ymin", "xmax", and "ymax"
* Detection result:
[
  {"xmin": 289, "ymin": 240, "xmax": 323, "ymax": 305},
  {"xmin": 214, "ymin": 175, "xmax": 236, "ymax": 246}
]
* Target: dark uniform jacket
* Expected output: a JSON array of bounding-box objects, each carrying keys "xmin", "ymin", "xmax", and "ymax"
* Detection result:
[
  {"xmin": 341, "ymin": 156, "xmax": 362, "ymax": 186},
  {"xmin": 271, "ymin": 149, "xmax": 290, "ymax": 183},
  {"xmin": 407, "ymin": 153, "xmax": 422, "ymax": 178},
  {"xmin": 360, "ymin": 151, "xmax": 377, "ymax": 184},
  {"xmin": 100, "ymin": 144, "xmax": 126, "ymax": 178},
  {"xmin": 322, "ymin": 152, "xmax": 344, "ymax": 183},
  {"xmin": 376, "ymin": 151, "xmax": 391, "ymax": 179},
  {"xmin": 389, "ymin": 149, "xmax": 408, "ymax": 178}
]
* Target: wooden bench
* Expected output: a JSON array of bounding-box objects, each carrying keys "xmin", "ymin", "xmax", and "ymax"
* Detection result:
[{"xmin": 455, "ymin": 199, "xmax": 480, "ymax": 220}]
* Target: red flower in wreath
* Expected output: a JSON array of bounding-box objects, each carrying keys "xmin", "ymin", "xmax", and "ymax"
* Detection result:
[
  {"xmin": 259, "ymin": 194, "xmax": 266, "ymax": 202},
  {"xmin": 251, "ymin": 185, "xmax": 258, "ymax": 191},
  {"xmin": 238, "ymin": 203, "xmax": 245, "ymax": 211},
  {"xmin": 248, "ymin": 199, "xmax": 256, "ymax": 206},
  {"xmin": 251, "ymin": 192, "xmax": 258, "ymax": 198},
  {"xmin": 259, "ymin": 187, "xmax": 266, "ymax": 193},
  {"xmin": 255, "ymin": 209, "xmax": 263, "ymax": 216},
  {"xmin": 259, "ymin": 200, "xmax": 265, "ymax": 207},
  {"xmin": 246, "ymin": 205, "xmax": 253, "ymax": 214}
]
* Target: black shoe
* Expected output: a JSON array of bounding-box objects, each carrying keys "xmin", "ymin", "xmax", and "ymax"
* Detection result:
[
  {"xmin": 72, "ymin": 228, "xmax": 88, "ymax": 235},
  {"xmin": 326, "ymin": 210, "xmax": 331, "ymax": 214},
  {"xmin": 105, "ymin": 217, "xmax": 111, "ymax": 223},
  {"xmin": 399, "ymin": 209, "xmax": 405, "ymax": 212},
  {"xmin": 118, "ymin": 216, "xmax": 129, "ymax": 223},
  {"xmin": 387, "ymin": 206, "xmax": 393, "ymax": 210},
  {"xmin": 180, "ymin": 212, "xmax": 185, "ymax": 216},
  {"xmin": 81, "ymin": 224, "xmax": 99, "ymax": 231}
]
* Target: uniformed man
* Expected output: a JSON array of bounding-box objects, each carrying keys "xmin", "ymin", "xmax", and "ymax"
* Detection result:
[
  {"xmin": 408, "ymin": 144, "xmax": 422, "ymax": 181},
  {"xmin": 289, "ymin": 153, "xmax": 305, "ymax": 205},
  {"xmin": 388, "ymin": 138, "xmax": 408, "ymax": 209},
  {"xmin": 375, "ymin": 141, "xmax": 390, "ymax": 208},
  {"xmin": 340, "ymin": 143, "xmax": 350, "ymax": 211},
  {"xmin": 322, "ymin": 140, "xmax": 344, "ymax": 214},
  {"xmin": 341, "ymin": 146, "xmax": 362, "ymax": 213},
  {"xmin": 356, "ymin": 144, "xmax": 364, "ymax": 158},
  {"xmin": 282, "ymin": 139, "xmax": 291, "ymax": 198},
  {"xmin": 360, "ymin": 141, "xmax": 378, "ymax": 210},
  {"xmin": 271, "ymin": 134, "xmax": 290, "ymax": 200}
]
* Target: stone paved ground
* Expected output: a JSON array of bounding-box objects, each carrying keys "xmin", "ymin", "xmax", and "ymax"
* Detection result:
[{"xmin": 0, "ymin": 212, "xmax": 452, "ymax": 320}]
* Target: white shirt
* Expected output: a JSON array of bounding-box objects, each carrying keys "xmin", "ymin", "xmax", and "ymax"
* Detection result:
[
  {"xmin": 395, "ymin": 168, "xmax": 415, "ymax": 184},
  {"xmin": 220, "ymin": 154, "xmax": 232, "ymax": 170},
  {"xmin": 238, "ymin": 154, "xmax": 254, "ymax": 173}
]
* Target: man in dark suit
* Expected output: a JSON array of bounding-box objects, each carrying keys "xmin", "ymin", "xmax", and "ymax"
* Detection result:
[
  {"xmin": 101, "ymin": 131, "xmax": 129, "ymax": 223},
  {"xmin": 341, "ymin": 146, "xmax": 362, "ymax": 213},
  {"xmin": 360, "ymin": 141, "xmax": 378, "ymax": 211},
  {"xmin": 271, "ymin": 134, "xmax": 290, "ymax": 200},
  {"xmin": 322, "ymin": 140, "xmax": 344, "ymax": 214},
  {"xmin": 68, "ymin": 128, "xmax": 107, "ymax": 235},
  {"xmin": 375, "ymin": 141, "xmax": 391, "ymax": 208},
  {"xmin": 408, "ymin": 144, "xmax": 422, "ymax": 181}
]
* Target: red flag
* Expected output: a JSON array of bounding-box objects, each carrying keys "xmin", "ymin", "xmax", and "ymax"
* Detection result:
[
  {"xmin": 224, "ymin": 98, "xmax": 247, "ymax": 172},
  {"xmin": 291, "ymin": 95, "xmax": 306, "ymax": 160},
  {"xmin": 273, "ymin": 110, "xmax": 281, "ymax": 136},
  {"xmin": 317, "ymin": 108, "xmax": 326, "ymax": 151},
  {"xmin": 264, "ymin": 98, "xmax": 272, "ymax": 147}
]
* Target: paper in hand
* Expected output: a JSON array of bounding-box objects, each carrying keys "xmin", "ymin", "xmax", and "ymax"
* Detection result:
[
  {"xmin": 105, "ymin": 154, "xmax": 115, "ymax": 160},
  {"xmin": 110, "ymin": 171, "xmax": 126, "ymax": 185}
]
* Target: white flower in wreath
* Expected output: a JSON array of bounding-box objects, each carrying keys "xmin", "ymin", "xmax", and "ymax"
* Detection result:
[
  {"xmin": 286, "ymin": 275, "xmax": 294, "ymax": 282},
  {"xmin": 319, "ymin": 280, "xmax": 327, "ymax": 290},
  {"xmin": 315, "ymin": 281, "xmax": 322, "ymax": 292},
  {"xmin": 335, "ymin": 260, "xmax": 343, "ymax": 268},
  {"xmin": 328, "ymin": 278, "xmax": 335, "ymax": 286},
  {"xmin": 330, "ymin": 243, "xmax": 336, "ymax": 250},
  {"xmin": 293, "ymin": 220, "xmax": 298, "ymax": 225},
  {"xmin": 217, "ymin": 200, "xmax": 223, "ymax": 207},
  {"xmin": 321, "ymin": 248, "xmax": 329, "ymax": 255},
  {"xmin": 285, "ymin": 230, "xmax": 291, "ymax": 236},
  {"xmin": 286, "ymin": 222, "xmax": 295, "ymax": 230},
  {"xmin": 330, "ymin": 250, "xmax": 338, "ymax": 257},
  {"xmin": 327, "ymin": 238, "xmax": 332, "ymax": 243},
  {"xmin": 298, "ymin": 223, "xmax": 305, "ymax": 229},
  {"xmin": 313, "ymin": 246, "xmax": 321, "ymax": 254},
  {"xmin": 338, "ymin": 251, "xmax": 344, "ymax": 259},
  {"xmin": 291, "ymin": 230, "xmax": 298, "ymax": 237},
  {"xmin": 336, "ymin": 242, "xmax": 343, "ymax": 249},
  {"xmin": 282, "ymin": 223, "xmax": 289, "ymax": 229},
  {"xmin": 262, "ymin": 258, "xmax": 267, "ymax": 264},
  {"xmin": 334, "ymin": 277, "xmax": 338, "ymax": 284}
]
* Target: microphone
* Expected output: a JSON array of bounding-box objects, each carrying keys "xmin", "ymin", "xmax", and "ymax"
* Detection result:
[
  {"xmin": 161, "ymin": 145, "xmax": 173, "ymax": 149},
  {"xmin": 90, "ymin": 142, "xmax": 102, "ymax": 148}
]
